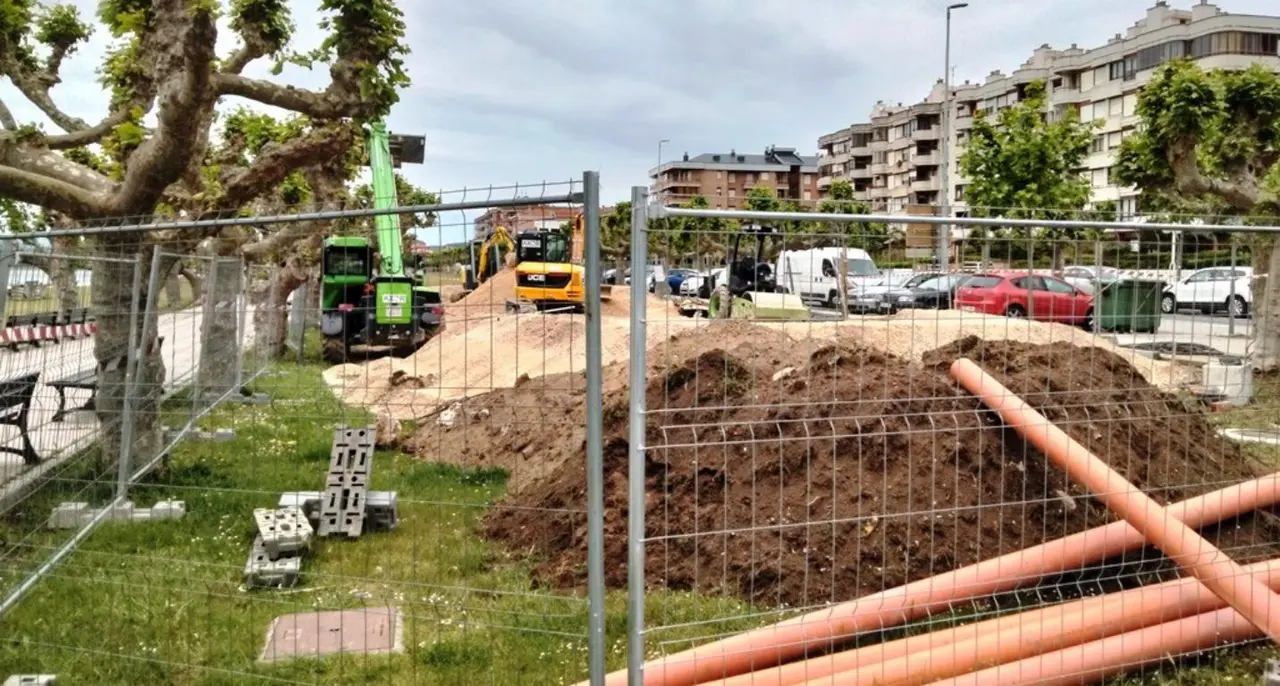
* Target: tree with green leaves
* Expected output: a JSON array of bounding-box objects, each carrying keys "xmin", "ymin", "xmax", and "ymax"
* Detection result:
[
  {"xmin": 1114, "ymin": 60, "xmax": 1280, "ymax": 367},
  {"xmin": 958, "ymin": 80, "xmax": 1096, "ymax": 266},
  {"xmin": 0, "ymin": 0, "xmax": 413, "ymax": 465},
  {"xmin": 817, "ymin": 179, "xmax": 889, "ymax": 254}
]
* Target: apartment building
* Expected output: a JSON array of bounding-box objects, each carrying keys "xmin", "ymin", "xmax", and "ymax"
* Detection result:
[
  {"xmin": 819, "ymin": 1, "xmax": 1280, "ymax": 223},
  {"xmin": 649, "ymin": 146, "xmax": 821, "ymax": 208}
]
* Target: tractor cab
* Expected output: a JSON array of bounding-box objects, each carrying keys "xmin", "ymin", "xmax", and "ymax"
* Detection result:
[
  {"xmin": 723, "ymin": 223, "xmax": 781, "ymax": 296},
  {"xmin": 516, "ymin": 229, "xmax": 571, "ymax": 265}
]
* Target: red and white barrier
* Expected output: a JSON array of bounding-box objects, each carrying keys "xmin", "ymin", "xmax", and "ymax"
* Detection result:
[{"xmin": 0, "ymin": 322, "xmax": 97, "ymax": 349}]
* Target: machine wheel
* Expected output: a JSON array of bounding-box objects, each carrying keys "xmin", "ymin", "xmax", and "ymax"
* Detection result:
[
  {"xmin": 1160, "ymin": 293, "xmax": 1176, "ymax": 314},
  {"xmin": 322, "ymin": 336, "xmax": 348, "ymax": 364},
  {"xmin": 826, "ymin": 290, "xmax": 840, "ymax": 309},
  {"xmin": 1228, "ymin": 294, "xmax": 1249, "ymax": 318},
  {"xmin": 1006, "ymin": 304, "xmax": 1027, "ymax": 319}
]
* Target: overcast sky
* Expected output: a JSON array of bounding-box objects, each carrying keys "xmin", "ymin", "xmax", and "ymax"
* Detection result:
[{"xmin": 2, "ymin": 0, "xmax": 1277, "ymax": 244}]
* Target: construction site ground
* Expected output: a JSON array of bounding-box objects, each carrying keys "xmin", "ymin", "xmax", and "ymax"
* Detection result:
[{"xmin": 317, "ymin": 267, "xmax": 1280, "ymax": 680}]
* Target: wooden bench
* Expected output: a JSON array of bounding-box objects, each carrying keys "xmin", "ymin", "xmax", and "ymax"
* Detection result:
[
  {"xmin": 49, "ymin": 336, "xmax": 164, "ymax": 423},
  {"xmin": 0, "ymin": 372, "xmax": 40, "ymax": 464}
]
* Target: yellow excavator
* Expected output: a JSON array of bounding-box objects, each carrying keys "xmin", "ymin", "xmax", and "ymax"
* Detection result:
[
  {"xmin": 511, "ymin": 215, "xmax": 612, "ymax": 313},
  {"xmin": 461, "ymin": 225, "xmax": 516, "ymax": 291}
]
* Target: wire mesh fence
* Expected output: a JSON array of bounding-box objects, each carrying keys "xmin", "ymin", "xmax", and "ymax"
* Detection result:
[
  {"xmin": 610, "ymin": 192, "xmax": 1280, "ymax": 685},
  {"xmin": 4, "ymin": 175, "xmax": 1280, "ymax": 685},
  {"xmin": 0, "ymin": 174, "xmax": 613, "ymax": 686}
]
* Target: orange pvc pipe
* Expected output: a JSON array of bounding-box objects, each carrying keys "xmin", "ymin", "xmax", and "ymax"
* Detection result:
[
  {"xmin": 949, "ymin": 357, "xmax": 1280, "ymax": 644},
  {"xmin": 789, "ymin": 558, "xmax": 1280, "ymax": 686},
  {"xmin": 930, "ymin": 604, "xmax": 1259, "ymax": 686},
  {"xmin": 593, "ymin": 473, "xmax": 1280, "ymax": 686},
  {"xmin": 713, "ymin": 558, "xmax": 1280, "ymax": 686}
]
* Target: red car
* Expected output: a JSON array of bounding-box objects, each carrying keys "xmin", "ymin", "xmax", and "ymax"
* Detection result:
[{"xmin": 953, "ymin": 273, "xmax": 1094, "ymax": 325}]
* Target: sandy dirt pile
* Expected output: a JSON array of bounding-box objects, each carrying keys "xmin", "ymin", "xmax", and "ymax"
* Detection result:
[
  {"xmin": 326, "ymin": 290, "xmax": 1197, "ymax": 424},
  {"xmin": 480, "ymin": 339, "xmax": 1277, "ymax": 608},
  {"xmin": 323, "ymin": 268, "xmax": 680, "ymax": 421}
]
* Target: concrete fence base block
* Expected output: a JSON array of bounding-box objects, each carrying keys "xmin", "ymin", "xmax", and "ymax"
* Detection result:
[
  {"xmin": 244, "ymin": 536, "xmax": 302, "ymax": 589},
  {"xmin": 47, "ymin": 500, "xmax": 186, "ymax": 529},
  {"xmin": 3, "ymin": 675, "xmax": 58, "ymax": 686}
]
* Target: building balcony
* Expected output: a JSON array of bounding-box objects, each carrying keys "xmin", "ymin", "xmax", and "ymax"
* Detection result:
[
  {"xmin": 818, "ymin": 175, "xmax": 833, "ymax": 188},
  {"xmin": 870, "ymin": 186, "xmax": 890, "ymax": 200},
  {"xmin": 870, "ymin": 162, "xmax": 889, "ymax": 175},
  {"xmin": 849, "ymin": 166, "xmax": 872, "ymax": 179},
  {"xmin": 1051, "ymin": 87, "xmax": 1087, "ymax": 104},
  {"xmin": 912, "ymin": 127, "xmax": 941, "ymax": 141},
  {"xmin": 954, "ymin": 115, "xmax": 974, "ymax": 130},
  {"xmin": 913, "ymin": 152, "xmax": 939, "ymax": 167},
  {"xmin": 657, "ymin": 179, "xmax": 701, "ymax": 192},
  {"xmin": 911, "ymin": 178, "xmax": 939, "ymax": 193}
]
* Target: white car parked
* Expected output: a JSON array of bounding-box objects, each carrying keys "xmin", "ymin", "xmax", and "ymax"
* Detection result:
[
  {"xmin": 1058, "ymin": 266, "xmax": 1122, "ymax": 292},
  {"xmin": 1161, "ymin": 266, "xmax": 1252, "ymax": 317}
]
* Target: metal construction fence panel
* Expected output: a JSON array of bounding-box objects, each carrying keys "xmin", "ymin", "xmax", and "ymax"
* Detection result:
[
  {"xmin": 0, "ymin": 173, "xmax": 611, "ymax": 686},
  {"xmin": 8, "ymin": 173, "xmax": 1280, "ymax": 685},
  {"xmin": 615, "ymin": 189, "xmax": 1280, "ymax": 686}
]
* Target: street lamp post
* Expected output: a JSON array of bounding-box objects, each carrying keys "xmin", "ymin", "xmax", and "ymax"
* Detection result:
[{"xmin": 938, "ymin": 2, "xmax": 968, "ymax": 270}]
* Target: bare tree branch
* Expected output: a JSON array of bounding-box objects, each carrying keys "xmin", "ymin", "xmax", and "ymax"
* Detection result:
[
  {"xmin": 10, "ymin": 74, "xmax": 90, "ymax": 132},
  {"xmin": 215, "ymin": 74, "xmax": 367, "ymax": 120},
  {"xmin": 218, "ymin": 124, "xmax": 355, "ymax": 209},
  {"xmin": 1167, "ymin": 138, "xmax": 1276, "ymax": 212},
  {"xmin": 0, "ymin": 145, "xmax": 115, "ymax": 196},
  {"xmin": 109, "ymin": 2, "xmax": 220, "ymax": 215},
  {"xmin": 43, "ymin": 108, "xmax": 144, "ymax": 149},
  {"xmin": 0, "ymin": 99, "xmax": 16, "ymax": 130},
  {"xmin": 0, "ymin": 165, "xmax": 108, "ymax": 216}
]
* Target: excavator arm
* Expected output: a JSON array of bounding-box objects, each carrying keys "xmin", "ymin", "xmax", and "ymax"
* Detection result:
[
  {"xmin": 476, "ymin": 225, "xmax": 516, "ymax": 282},
  {"xmin": 367, "ymin": 122, "xmax": 404, "ymax": 278}
]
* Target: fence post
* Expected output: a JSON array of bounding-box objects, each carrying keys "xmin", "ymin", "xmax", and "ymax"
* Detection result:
[
  {"xmin": 583, "ymin": 171, "xmax": 606, "ymax": 686},
  {"xmin": 1026, "ymin": 229, "xmax": 1036, "ymax": 319},
  {"xmin": 1230, "ymin": 244, "xmax": 1238, "ymax": 336},
  {"xmin": 233, "ymin": 257, "xmax": 248, "ymax": 392},
  {"xmin": 1093, "ymin": 241, "xmax": 1104, "ymax": 335},
  {"xmin": 627, "ymin": 186, "xmax": 649, "ymax": 685},
  {"xmin": 113, "ymin": 254, "xmax": 146, "ymax": 499},
  {"xmin": 0, "ymin": 240, "xmax": 14, "ymax": 323}
]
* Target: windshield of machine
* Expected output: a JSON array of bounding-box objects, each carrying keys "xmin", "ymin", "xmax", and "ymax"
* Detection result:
[
  {"xmin": 543, "ymin": 234, "xmax": 570, "ymax": 263},
  {"xmin": 329, "ymin": 250, "xmax": 367, "ymax": 276}
]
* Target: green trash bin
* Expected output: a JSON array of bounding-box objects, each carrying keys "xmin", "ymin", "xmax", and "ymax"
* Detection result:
[{"xmin": 1096, "ymin": 279, "xmax": 1165, "ymax": 333}]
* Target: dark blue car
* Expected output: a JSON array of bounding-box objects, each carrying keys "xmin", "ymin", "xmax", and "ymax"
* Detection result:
[{"xmin": 666, "ymin": 268, "xmax": 698, "ymax": 293}]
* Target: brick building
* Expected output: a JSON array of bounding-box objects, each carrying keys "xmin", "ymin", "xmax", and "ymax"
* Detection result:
[{"xmin": 647, "ymin": 146, "xmax": 821, "ymax": 208}]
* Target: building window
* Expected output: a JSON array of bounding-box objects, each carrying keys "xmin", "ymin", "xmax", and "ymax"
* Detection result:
[
  {"xmin": 1119, "ymin": 196, "xmax": 1138, "ymax": 219},
  {"xmin": 1091, "ymin": 135, "xmax": 1104, "ymax": 154},
  {"xmin": 803, "ymin": 191, "xmax": 812, "ymax": 201},
  {"xmin": 775, "ymin": 188, "xmax": 785, "ymax": 199},
  {"xmin": 1108, "ymin": 61, "xmax": 1124, "ymax": 81},
  {"xmin": 728, "ymin": 189, "xmax": 736, "ymax": 198},
  {"xmin": 759, "ymin": 172, "xmax": 770, "ymax": 181},
  {"xmin": 1108, "ymin": 97, "xmax": 1122, "ymax": 117},
  {"xmin": 716, "ymin": 171, "xmax": 722, "ymax": 179},
  {"xmin": 955, "ymin": 185, "xmax": 965, "ymax": 201},
  {"xmin": 1107, "ymin": 131, "xmax": 1122, "ymax": 149},
  {"xmin": 1190, "ymin": 31, "xmax": 1280, "ymax": 58},
  {"xmin": 728, "ymin": 172, "xmax": 735, "ymax": 182}
]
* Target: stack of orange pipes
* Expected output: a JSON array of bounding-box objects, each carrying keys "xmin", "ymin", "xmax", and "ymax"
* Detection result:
[{"xmin": 591, "ymin": 359, "xmax": 1280, "ymax": 686}]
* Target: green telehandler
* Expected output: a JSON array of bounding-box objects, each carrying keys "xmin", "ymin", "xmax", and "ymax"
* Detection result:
[{"xmin": 319, "ymin": 123, "xmax": 442, "ymax": 364}]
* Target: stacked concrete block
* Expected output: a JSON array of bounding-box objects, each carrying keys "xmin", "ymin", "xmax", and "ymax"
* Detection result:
[
  {"xmin": 278, "ymin": 490, "xmax": 398, "ymax": 532},
  {"xmin": 47, "ymin": 500, "xmax": 185, "ymax": 529},
  {"xmin": 243, "ymin": 536, "xmax": 302, "ymax": 589},
  {"xmin": 317, "ymin": 426, "xmax": 375, "ymax": 538},
  {"xmin": 253, "ymin": 507, "xmax": 313, "ymax": 558},
  {"xmin": 365, "ymin": 491, "xmax": 399, "ymax": 531}
]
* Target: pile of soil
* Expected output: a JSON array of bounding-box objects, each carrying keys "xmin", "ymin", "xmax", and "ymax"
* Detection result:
[{"xmin": 483, "ymin": 338, "xmax": 1277, "ymax": 608}]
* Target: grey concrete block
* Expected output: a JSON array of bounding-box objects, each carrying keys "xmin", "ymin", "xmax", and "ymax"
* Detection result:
[
  {"xmin": 3, "ymin": 676, "xmax": 57, "ymax": 686},
  {"xmin": 244, "ymin": 536, "xmax": 302, "ymax": 589},
  {"xmin": 104, "ymin": 501, "xmax": 135, "ymax": 522},
  {"xmin": 47, "ymin": 502, "xmax": 89, "ymax": 529},
  {"xmin": 253, "ymin": 507, "xmax": 312, "ymax": 559},
  {"xmin": 280, "ymin": 491, "xmax": 398, "ymax": 531},
  {"xmin": 149, "ymin": 500, "xmax": 185, "ymax": 521}
]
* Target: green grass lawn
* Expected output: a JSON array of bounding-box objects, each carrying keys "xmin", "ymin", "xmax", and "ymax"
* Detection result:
[{"xmin": 0, "ymin": 361, "xmax": 758, "ymax": 685}]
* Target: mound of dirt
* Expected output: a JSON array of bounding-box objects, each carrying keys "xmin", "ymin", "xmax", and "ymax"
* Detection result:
[
  {"xmin": 459, "ymin": 267, "xmax": 517, "ymax": 309},
  {"xmin": 482, "ymin": 339, "xmax": 1276, "ymax": 608}
]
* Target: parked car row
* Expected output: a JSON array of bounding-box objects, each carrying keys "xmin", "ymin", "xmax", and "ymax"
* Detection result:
[{"xmin": 608, "ymin": 256, "xmax": 1254, "ymax": 325}]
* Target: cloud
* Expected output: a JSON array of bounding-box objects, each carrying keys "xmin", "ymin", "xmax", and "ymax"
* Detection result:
[{"xmin": 2, "ymin": 0, "xmax": 1279, "ymax": 243}]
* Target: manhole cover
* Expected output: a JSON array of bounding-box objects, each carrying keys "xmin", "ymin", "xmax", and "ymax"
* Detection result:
[{"xmin": 258, "ymin": 606, "xmax": 403, "ymax": 662}]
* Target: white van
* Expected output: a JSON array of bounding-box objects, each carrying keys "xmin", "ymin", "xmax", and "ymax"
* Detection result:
[{"xmin": 775, "ymin": 248, "xmax": 879, "ymax": 307}]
